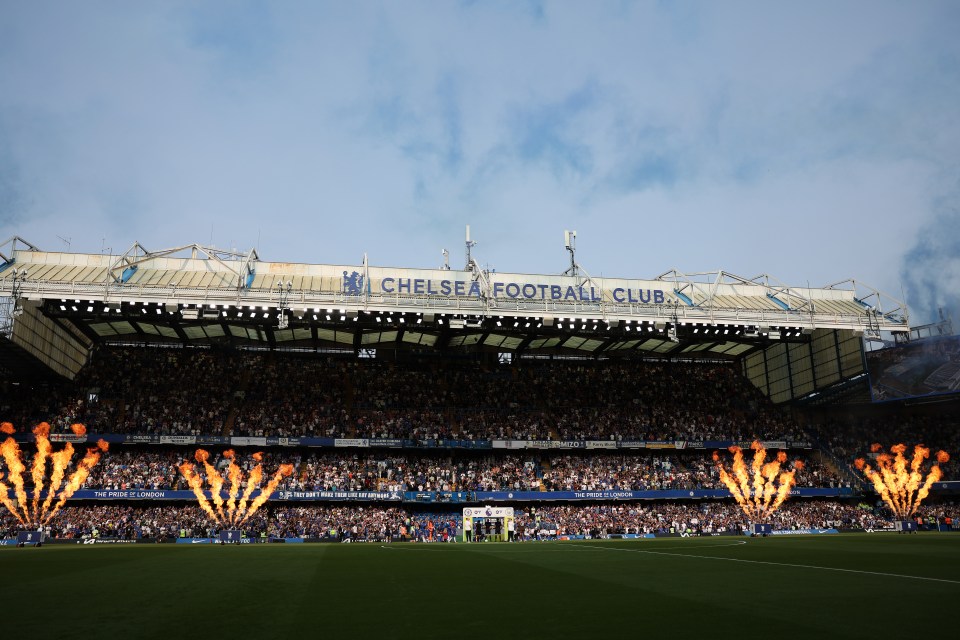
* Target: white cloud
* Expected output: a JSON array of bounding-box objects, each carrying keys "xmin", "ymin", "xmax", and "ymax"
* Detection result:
[{"xmin": 0, "ymin": 0, "xmax": 958, "ymax": 317}]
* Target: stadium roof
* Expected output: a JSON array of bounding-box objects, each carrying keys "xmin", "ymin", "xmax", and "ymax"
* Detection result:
[{"xmin": 0, "ymin": 239, "xmax": 909, "ymax": 362}]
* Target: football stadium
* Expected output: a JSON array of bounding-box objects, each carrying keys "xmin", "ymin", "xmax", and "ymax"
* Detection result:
[{"xmin": 0, "ymin": 236, "xmax": 957, "ymax": 636}]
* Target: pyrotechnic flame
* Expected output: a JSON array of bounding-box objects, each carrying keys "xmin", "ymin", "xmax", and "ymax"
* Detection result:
[
  {"xmin": 0, "ymin": 422, "xmax": 14, "ymax": 435},
  {"xmin": 70, "ymin": 423, "xmax": 86, "ymax": 436},
  {"xmin": 194, "ymin": 448, "xmax": 227, "ymax": 521},
  {"xmin": 0, "ymin": 421, "xmax": 106, "ymax": 526},
  {"xmin": 235, "ymin": 463, "xmax": 264, "ymax": 523},
  {"xmin": 178, "ymin": 462, "xmax": 218, "ymax": 522},
  {"xmin": 39, "ymin": 443, "xmax": 74, "ymax": 520},
  {"xmin": 855, "ymin": 443, "xmax": 950, "ymax": 519},
  {"xmin": 177, "ymin": 451, "xmax": 293, "ymax": 528},
  {"xmin": 238, "ymin": 463, "xmax": 293, "ymax": 525},
  {"xmin": 30, "ymin": 423, "xmax": 52, "ymax": 519},
  {"xmin": 0, "ymin": 436, "xmax": 29, "ymax": 522},
  {"xmin": 225, "ymin": 455, "xmax": 242, "ymax": 523},
  {"xmin": 43, "ymin": 439, "xmax": 109, "ymax": 523},
  {"xmin": 870, "ymin": 443, "xmax": 883, "ymax": 453},
  {"xmin": 714, "ymin": 442, "xmax": 799, "ymax": 521},
  {"xmin": 0, "ymin": 472, "xmax": 25, "ymax": 524}
]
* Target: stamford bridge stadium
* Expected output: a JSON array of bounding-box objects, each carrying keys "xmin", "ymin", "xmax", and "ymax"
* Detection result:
[{"xmin": 0, "ymin": 235, "xmax": 956, "ymax": 542}]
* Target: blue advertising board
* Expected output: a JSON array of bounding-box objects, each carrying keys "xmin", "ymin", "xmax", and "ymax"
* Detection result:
[
  {"xmin": 17, "ymin": 531, "xmax": 44, "ymax": 544},
  {"xmin": 8, "ymin": 486, "xmax": 857, "ymax": 503}
]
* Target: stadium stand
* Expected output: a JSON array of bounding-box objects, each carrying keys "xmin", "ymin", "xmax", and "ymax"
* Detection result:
[
  {"xmin": 1, "ymin": 342, "xmax": 957, "ymax": 543},
  {"xmin": 0, "ymin": 241, "xmax": 955, "ymax": 541}
]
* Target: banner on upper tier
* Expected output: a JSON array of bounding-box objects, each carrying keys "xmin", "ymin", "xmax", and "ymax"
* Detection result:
[
  {"xmin": 334, "ymin": 438, "xmax": 369, "ymax": 448},
  {"xmin": 4, "ymin": 433, "xmax": 821, "ymax": 451},
  {"xmin": 585, "ymin": 441, "xmax": 618, "ymax": 450},
  {"xmin": 933, "ymin": 481, "xmax": 960, "ymax": 492},
  {"xmin": 370, "ymin": 438, "xmax": 404, "ymax": 448},
  {"xmin": 47, "ymin": 433, "xmax": 86, "ymax": 443}
]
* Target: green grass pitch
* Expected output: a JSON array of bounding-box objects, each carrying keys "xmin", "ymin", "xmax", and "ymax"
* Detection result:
[{"xmin": 4, "ymin": 534, "xmax": 958, "ymax": 638}]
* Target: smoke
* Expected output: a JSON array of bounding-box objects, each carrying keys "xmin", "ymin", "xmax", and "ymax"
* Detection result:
[{"xmin": 901, "ymin": 199, "xmax": 960, "ymax": 327}]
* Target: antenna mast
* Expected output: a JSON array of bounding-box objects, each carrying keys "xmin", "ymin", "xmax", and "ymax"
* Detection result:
[
  {"xmin": 563, "ymin": 230, "xmax": 578, "ymax": 277},
  {"xmin": 465, "ymin": 225, "xmax": 476, "ymax": 272}
]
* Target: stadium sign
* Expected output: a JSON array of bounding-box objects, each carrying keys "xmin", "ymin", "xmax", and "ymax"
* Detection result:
[{"xmin": 377, "ymin": 275, "xmax": 666, "ymax": 304}]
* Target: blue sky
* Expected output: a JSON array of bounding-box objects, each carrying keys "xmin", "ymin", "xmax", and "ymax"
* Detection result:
[{"xmin": 1, "ymin": 1, "xmax": 958, "ymax": 323}]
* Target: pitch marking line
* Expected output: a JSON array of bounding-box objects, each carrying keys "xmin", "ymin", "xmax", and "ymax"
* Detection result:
[
  {"xmin": 566, "ymin": 542, "xmax": 960, "ymax": 585},
  {"xmin": 379, "ymin": 544, "xmax": 574, "ymax": 553},
  {"xmin": 378, "ymin": 541, "xmax": 748, "ymax": 553}
]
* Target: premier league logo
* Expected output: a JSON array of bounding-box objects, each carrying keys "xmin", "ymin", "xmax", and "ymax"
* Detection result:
[{"xmin": 342, "ymin": 271, "xmax": 364, "ymax": 295}]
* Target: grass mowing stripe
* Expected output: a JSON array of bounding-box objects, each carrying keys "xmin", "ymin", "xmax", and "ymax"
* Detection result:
[
  {"xmin": 565, "ymin": 541, "xmax": 960, "ymax": 585},
  {"xmin": 3, "ymin": 536, "xmax": 957, "ymax": 638}
]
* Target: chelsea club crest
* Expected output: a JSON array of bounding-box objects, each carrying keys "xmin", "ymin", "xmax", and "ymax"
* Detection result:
[{"xmin": 342, "ymin": 271, "xmax": 364, "ymax": 295}]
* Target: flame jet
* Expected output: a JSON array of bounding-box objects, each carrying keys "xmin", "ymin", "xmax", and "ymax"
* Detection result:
[
  {"xmin": 223, "ymin": 450, "xmax": 242, "ymax": 523},
  {"xmin": 713, "ymin": 441, "xmax": 801, "ymax": 521},
  {"xmin": 30, "ymin": 423, "xmax": 52, "ymax": 518},
  {"xmin": 194, "ymin": 449, "xmax": 227, "ymax": 522},
  {"xmin": 0, "ymin": 436, "xmax": 29, "ymax": 522},
  {"xmin": 855, "ymin": 444, "xmax": 950, "ymax": 519},
  {"xmin": 178, "ymin": 450, "xmax": 294, "ymax": 527},
  {"xmin": 0, "ymin": 472, "xmax": 25, "ymax": 524}
]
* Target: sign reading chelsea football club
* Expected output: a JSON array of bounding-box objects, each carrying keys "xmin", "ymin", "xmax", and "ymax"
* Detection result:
[{"xmin": 342, "ymin": 270, "xmax": 667, "ymax": 303}]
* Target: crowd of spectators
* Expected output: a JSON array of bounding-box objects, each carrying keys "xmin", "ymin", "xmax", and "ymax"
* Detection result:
[
  {"xmin": 540, "ymin": 451, "xmax": 844, "ymax": 491},
  {"xmin": 5, "ymin": 499, "xmax": 950, "ymax": 541},
  {"xmin": 1, "ymin": 345, "xmax": 956, "ymax": 541},
  {"xmin": 812, "ymin": 413, "xmax": 958, "ymax": 481},
  {"xmin": 0, "ymin": 345, "xmax": 811, "ymax": 442},
  {"xmin": 517, "ymin": 500, "xmax": 896, "ymax": 536},
  {"xmin": 0, "ymin": 504, "xmax": 448, "ymax": 541},
  {"xmin": 53, "ymin": 447, "xmax": 848, "ymax": 493}
]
